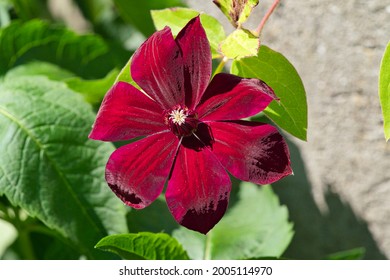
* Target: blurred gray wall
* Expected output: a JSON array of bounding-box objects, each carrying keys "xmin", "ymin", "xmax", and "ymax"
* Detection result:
[{"xmin": 187, "ymin": 0, "xmax": 390, "ymax": 259}]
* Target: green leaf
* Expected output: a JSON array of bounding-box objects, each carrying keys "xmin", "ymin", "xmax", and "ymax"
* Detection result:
[
  {"xmin": 114, "ymin": 0, "xmax": 185, "ymax": 37},
  {"xmin": 379, "ymin": 41, "xmax": 390, "ymax": 141},
  {"xmin": 326, "ymin": 247, "xmax": 365, "ymax": 260},
  {"xmin": 231, "ymin": 45, "xmax": 307, "ymax": 141},
  {"xmin": 10, "ymin": 0, "xmax": 51, "ymax": 21},
  {"xmin": 5, "ymin": 62, "xmax": 118, "ymax": 105},
  {"xmin": 173, "ymin": 183, "xmax": 294, "ymax": 260},
  {"xmin": 95, "ymin": 232, "xmax": 190, "ymax": 260},
  {"xmin": 0, "ymin": 76, "xmax": 127, "ymax": 259},
  {"xmin": 65, "ymin": 68, "xmax": 119, "ymax": 105},
  {"xmin": 0, "ymin": 19, "xmax": 121, "ymax": 78},
  {"xmin": 151, "ymin": 8, "xmax": 226, "ymax": 59},
  {"xmin": 5, "ymin": 61, "xmax": 75, "ymax": 81},
  {"xmin": 213, "ymin": 0, "xmax": 259, "ymax": 27},
  {"xmin": 220, "ymin": 28, "xmax": 258, "ymax": 59}
]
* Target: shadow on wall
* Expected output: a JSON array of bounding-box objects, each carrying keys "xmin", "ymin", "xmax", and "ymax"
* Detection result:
[{"xmin": 272, "ymin": 139, "xmax": 386, "ymax": 260}]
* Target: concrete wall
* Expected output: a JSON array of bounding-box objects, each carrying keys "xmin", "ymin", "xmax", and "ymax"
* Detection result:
[{"xmin": 188, "ymin": 0, "xmax": 390, "ymax": 259}]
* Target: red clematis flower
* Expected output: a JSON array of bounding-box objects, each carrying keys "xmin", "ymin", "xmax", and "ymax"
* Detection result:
[{"xmin": 89, "ymin": 16, "xmax": 292, "ymax": 234}]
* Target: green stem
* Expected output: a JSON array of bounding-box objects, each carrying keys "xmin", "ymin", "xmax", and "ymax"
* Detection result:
[
  {"xmin": 253, "ymin": 0, "xmax": 280, "ymax": 37},
  {"xmin": 18, "ymin": 229, "xmax": 35, "ymax": 260},
  {"xmin": 203, "ymin": 231, "xmax": 213, "ymax": 260},
  {"xmin": 213, "ymin": 56, "xmax": 229, "ymax": 77}
]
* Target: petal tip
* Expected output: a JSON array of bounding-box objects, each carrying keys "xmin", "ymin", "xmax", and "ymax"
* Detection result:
[{"xmin": 178, "ymin": 196, "xmax": 229, "ymax": 235}]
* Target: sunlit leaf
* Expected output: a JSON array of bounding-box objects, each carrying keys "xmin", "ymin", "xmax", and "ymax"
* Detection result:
[
  {"xmin": 95, "ymin": 232, "xmax": 189, "ymax": 260},
  {"xmin": 213, "ymin": 0, "xmax": 259, "ymax": 27},
  {"xmin": 231, "ymin": 45, "xmax": 307, "ymax": 141},
  {"xmin": 379, "ymin": 41, "xmax": 390, "ymax": 141},
  {"xmin": 220, "ymin": 28, "xmax": 258, "ymax": 59},
  {"xmin": 151, "ymin": 7, "xmax": 226, "ymax": 59}
]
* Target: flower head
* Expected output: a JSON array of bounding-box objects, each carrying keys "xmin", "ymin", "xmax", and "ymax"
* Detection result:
[{"xmin": 89, "ymin": 16, "xmax": 292, "ymax": 234}]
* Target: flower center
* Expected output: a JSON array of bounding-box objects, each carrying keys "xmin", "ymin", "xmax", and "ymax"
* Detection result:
[
  {"xmin": 165, "ymin": 105, "xmax": 199, "ymax": 137},
  {"xmin": 169, "ymin": 108, "xmax": 187, "ymax": 126}
]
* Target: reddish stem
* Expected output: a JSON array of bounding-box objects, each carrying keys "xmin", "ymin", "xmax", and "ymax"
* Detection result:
[{"xmin": 254, "ymin": 0, "xmax": 280, "ymax": 37}]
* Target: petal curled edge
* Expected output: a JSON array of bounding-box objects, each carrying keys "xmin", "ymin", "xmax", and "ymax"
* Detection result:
[
  {"xmin": 166, "ymin": 145, "xmax": 231, "ymax": 234},
  {"xmin": 196, "ymin": 73, "xmax": 277, "ymax": 121},
  {"xmin": 131, "ymin": 26, "xmax": 184, "ymax": 109},
  {"xmin": 175, "ymin": 16, "xmax": 212, "ymax": 109},
  {"xmin": 105, "ymin": 132, "xmax": 179, "ymax": 209},
  {"xmin": 89, "ymin": 82, "xmax": 166, "ymax": 141},
  {"xmin": 209, "ymin": 121, "xmax": 292, "ymax": 184}
]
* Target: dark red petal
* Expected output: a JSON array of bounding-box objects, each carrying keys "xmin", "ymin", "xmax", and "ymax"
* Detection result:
[
  {"xmin": 209, "ymin": 121, "xmax": 292, "ymax": 184},
  {"xmin": 175, "ymin": 16, "xmax": 212, "ymax": 109},
  {"xmin": 131, "ymin": 26, "xmax": 184, "ymax": 109},
  {"xmin": 166, "ymin": 145, "xmax": 231, "ymax": 234},
  {"xmin": 105, "ymin": 132, "xmax": 179, "ymax": 209},
  {"xmin": 196, "ymin": 73, "xmax": 277, "ymax": 121},
  {"xmin": 89, "ymin": 82, "xmax": 166, "ymax": 141}
]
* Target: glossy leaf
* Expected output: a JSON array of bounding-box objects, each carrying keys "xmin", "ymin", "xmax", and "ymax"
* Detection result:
[
  {"xmin": 173, "ymin": 183, "xmax": 293, "ymax": 260},
  {"xmin": 95, "ymin": 232, "xmax": 190, "ymax": 260},
  {"xmin": 151, "ymin": 7, "xmax": 226, "ymax": 59},
  {"xmin": 213, "ymin": 0, "xmax": 259, "ymax": 27},
  {"xmin": 220, "ymin": 28, "xmax": 258, "ymax": 59},
  {"xmin": 114, "ymin": 0, "xmax": 185, "ymax": 37},
  {"xmin": 0, "ymin": 19, "xmax": 120, "ymax": 78},
  {"xmin": 0, "ymin": 76, "xmax": 127, "ymax": 259},
  {"xmin": 379, "ymin": 41, "xmax": 390, "ymax": 141},
  {"xmin": 231, "ymin": 45, "xmax": 307, "ymax": 141}
]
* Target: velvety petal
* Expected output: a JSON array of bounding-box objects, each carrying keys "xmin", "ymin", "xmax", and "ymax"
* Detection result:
[
  {"xmin": 106, "ymin": 132, "xmax": 179, "ymax": 209},
  {"xmin": 131, "ymin": 26, "xmax": 184, "ymax": 109},
  {"xmin": 175, "ymin": 16, "xmax": 212, "ymax": 109},
  {"xmin": 166, "ymin": 144, "xmax": 231, "ymax": 234},
  {"xmin": 209, "ymin": 121, "xmax": 292, "ymax": 184},
  {"xmin": 89, "ymin": 82, "xmax": 166, "ymax": 141},
  {"xmin": 196, "ymin": 73, "xmax": 277, "ymax": 121}
]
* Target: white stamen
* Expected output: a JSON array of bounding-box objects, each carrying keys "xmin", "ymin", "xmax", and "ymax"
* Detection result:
[{"xmin": 169, "ymin": 109, "xmax": 187, "ymax": 125}]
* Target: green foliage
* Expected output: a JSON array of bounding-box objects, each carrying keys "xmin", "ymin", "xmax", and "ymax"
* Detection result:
[
  {"xmin": 10, "ymin": 0, "xmax": 51, "ymax": 21},
  {"xmin": 379, "ymin": 41, "xmax": 390, "ymax": 141},
  {"xmin": 0, "ymin": 76, "xmax": 127, "ymax": 259},
  {"xmin": 326, "ymin": 247, "xmax": 365, "ymax": 260},
  {"xmin": 213, "ymin": 0, "xmax": 259, "ymax": 27},
  {"xmin": 95, "ymin": 232, "xmax": 190, "ymax": 260},
  {"xmin": 114, "ymin": 0, "xmax": 185, "ymax": 37},
  {"xmin": 5, "ymin": 62, "xmax": 118, "ymax": 105},
  {"xmin": 220, "ymin": 28, "xmax": 258, "ymax": 59},
  {"xmin": 173, "ymin": 183, "xmax": 294, "ymax": 260},
  {"xmin": 151, "ymin": 7, "xmax": 226, "ymax": 59},
  {"xmin": 232, "ymin": 45, "xmax": 308, "ymax": 141},
  {"xmin": 0, "ymin": 19, "xmax": 121, "ymax": 78}
]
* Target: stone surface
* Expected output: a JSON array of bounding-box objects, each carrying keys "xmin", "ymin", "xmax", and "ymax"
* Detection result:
[{"xmin": 187, "ymin": 0, "xmax": 390, "ymax": 259}]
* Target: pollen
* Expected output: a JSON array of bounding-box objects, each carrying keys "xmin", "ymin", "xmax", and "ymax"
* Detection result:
[{"xmin": 169, "ymin": 109, "xmax": 187, "ymax": 125}]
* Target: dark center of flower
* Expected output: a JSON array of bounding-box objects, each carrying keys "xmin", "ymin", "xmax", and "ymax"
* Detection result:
[{"xmin": 165, "ymin": 105, "xmax": 199, "ymax": 137}]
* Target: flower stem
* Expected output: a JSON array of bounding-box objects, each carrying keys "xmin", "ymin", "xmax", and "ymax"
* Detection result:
[
  {"xmin": 203, "ymin": 231, "xmax": 213, "ymax": 260},
  {"xmin": 253, "ymin": 0, "xmax": 280, "ymax": 37},
  {"xmin": 213, "ymin": 56, "xmax": 229, "ymax": 77}
]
